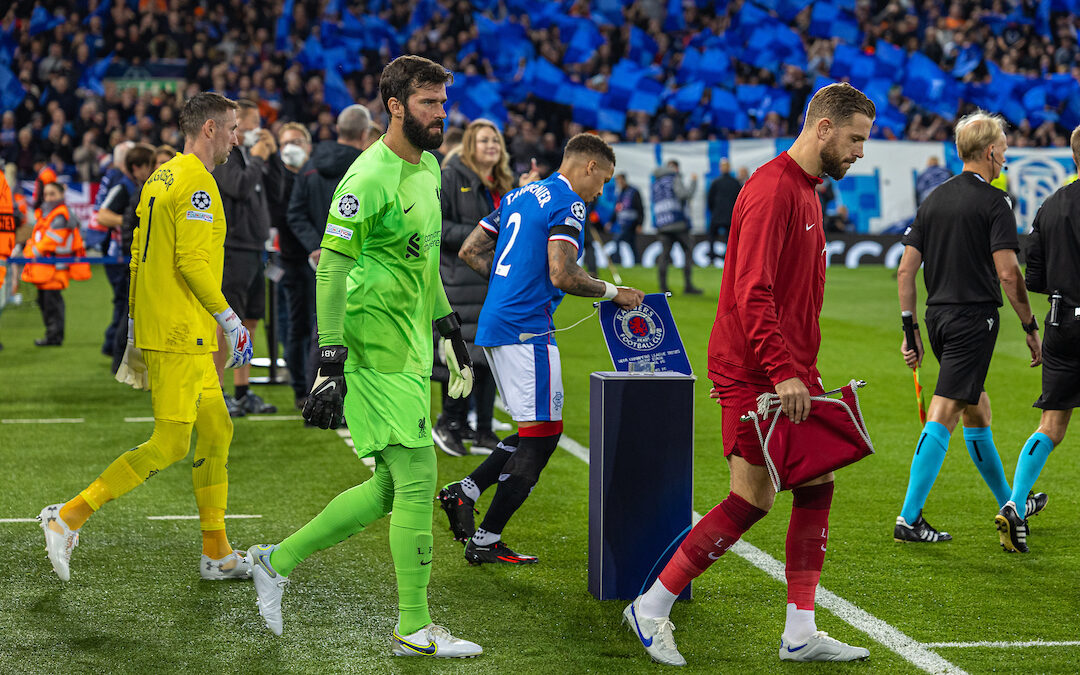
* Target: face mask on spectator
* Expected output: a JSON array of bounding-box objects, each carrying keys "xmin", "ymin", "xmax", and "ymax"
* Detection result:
[
  {"xmin": 243, "ymin": 128, "xmax": 261, "ymax": 148},
  {"xmin": 280, "ymin": 144, "xmax": 308, "ymax": 168}
]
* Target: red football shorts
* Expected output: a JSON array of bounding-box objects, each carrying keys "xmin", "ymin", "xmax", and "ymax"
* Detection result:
[{"xmin": 715, "ymin": 375, "xmax": 826, "ymax": 467}]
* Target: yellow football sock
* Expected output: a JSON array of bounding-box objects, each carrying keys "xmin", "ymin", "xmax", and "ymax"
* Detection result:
[
  {"xmin": 193, "ymin": 389, "xmax": 234, "ymax": 558},
  {"xmin": 59, "ymin": 493, "xmax": 97, "ymax": 531},
  {"xmin": 202, "ymin": 527, "xmax": 232, "ymax": 559}
]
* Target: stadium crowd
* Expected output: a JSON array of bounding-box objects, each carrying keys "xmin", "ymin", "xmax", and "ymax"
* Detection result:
[{"xmin": 3, "ymin": 0, "xmax": 1080, "ymax": 185}]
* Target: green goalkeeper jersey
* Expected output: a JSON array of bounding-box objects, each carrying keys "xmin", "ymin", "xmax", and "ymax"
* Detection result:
[{"xmin": 320, "ymin": 138, "xmax": 452, "ymax": 375}]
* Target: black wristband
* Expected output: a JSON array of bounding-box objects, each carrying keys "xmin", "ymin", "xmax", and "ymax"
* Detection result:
[
  {"xmin": 318, "ymin": 345, "xmax": 348, "ymax": 376},
  {"xmin": 1022, "ymin": 316, "xmax": 1039, "ymax": 334},
  {"xmin": 901, "ymin": 323, "xmax": 919, "ymax": 331},
  {"xmin": 435, "ymin": 311, "xmax": 463, "ymax": 338}
]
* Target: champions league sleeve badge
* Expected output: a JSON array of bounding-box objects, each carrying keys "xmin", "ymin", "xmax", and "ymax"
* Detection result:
[{"xmin": 596, "ymin": 293, "xmax": 693, "ymax": 375}]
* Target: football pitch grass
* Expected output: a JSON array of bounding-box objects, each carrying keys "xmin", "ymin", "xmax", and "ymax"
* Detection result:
[{"xmin": 1, "ymin": 265, "xmax": 1078, "ymax": 674}]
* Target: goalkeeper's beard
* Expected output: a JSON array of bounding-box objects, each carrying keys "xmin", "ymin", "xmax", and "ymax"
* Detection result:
[{"xmin": 403, "ymin": 108, "xmax": 443, "ymax": 151}]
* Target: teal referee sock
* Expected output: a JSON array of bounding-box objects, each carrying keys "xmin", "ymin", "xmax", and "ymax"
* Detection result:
[
  {"xmin": 1010, "ymin": 432, "xmax": 1054, "ymax": 518},
  {"xmin": 900, "ymin": 421, "xmax": 950, "ymax": 524},
  {"xmin": 962, "ymin": 426, "xmax": 1012, "ymax": 508}
]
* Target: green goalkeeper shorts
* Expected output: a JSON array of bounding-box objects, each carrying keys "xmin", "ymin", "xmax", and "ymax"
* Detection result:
[{"xmin": 343, "ymin": 367, "xmax": 433, "ymax": 458}]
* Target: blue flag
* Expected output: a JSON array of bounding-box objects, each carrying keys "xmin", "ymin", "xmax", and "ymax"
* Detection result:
[
  {"xmin": 667, "ymin": 81, "xmax": 706, "ymax": 113},
  {"xmin": 275, "ymin": 0, "xmax": 295, "ymax": 52},
  {"xmin": 628, "ymin": 26, "xmax": 658, "ymax": 66},
  {"xmin": 30, "ymin": 7, "xmax": 65, "ymax": 36},
  {"xmin": 78, "ymin": 51, "xmax": 113, "ymax": 97},
  {"xmin": 565, "ymin": 21, "xmax": 605, "ymax": 65},
  {"xmin": 901, "ymin": 52, "xmax": 959, "ymax": 120},
  {"xmin": 324, "ymin": 68, "xmax": 354, "ymax": 114},
  {"xmin": 628, "ymin": 78, "xmax": 664, "ymax": 114},
  {"xmin": 0, "ymin": 64, "xmax": 26, "ymax": 110}
]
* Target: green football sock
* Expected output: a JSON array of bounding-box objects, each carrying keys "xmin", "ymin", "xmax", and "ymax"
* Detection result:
[
  {"xmin": 270, "ymin": 456, "xmax": 394, "ymax": 576},
  {"xmin": 384, "ymin": 444, "xmax": 438, "ymax": 635}
]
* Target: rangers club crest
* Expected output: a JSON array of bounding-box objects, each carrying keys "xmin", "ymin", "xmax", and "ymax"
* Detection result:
[
  {"xmin": 337, "ymin": 194, "xmax": 359, "ymax": 218},
  {"xmin": 614, "ymin": 304, "xmax": 664, "ymax": 351},
  {"xmin": 190, "ymin": 190, "xmax": 212, "ymax": 210}
]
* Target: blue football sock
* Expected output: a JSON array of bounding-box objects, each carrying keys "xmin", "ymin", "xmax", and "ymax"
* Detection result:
[
  {"xmin": 962, "ymin": 426, "xmax": 1012, "ymax": 508},
  {"xmin": 900, "ymin": 421, "xmax": 951, "ymax": 524},
  {"xmin": 1010, "ymin": 432, "xmax": 1054, "ymax": 518}
]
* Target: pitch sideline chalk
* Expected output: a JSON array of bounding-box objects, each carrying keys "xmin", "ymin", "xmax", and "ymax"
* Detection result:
[{"xmin": 556, "ymin": 433, "xmax": 966, "ymax": 675}]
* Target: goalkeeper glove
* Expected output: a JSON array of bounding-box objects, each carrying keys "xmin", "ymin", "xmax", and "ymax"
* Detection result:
[
  {"xmin": 303, "ymin": 345, "xmax": 347, "ymax": 429},
  {"xmin": 436, "ymin": 312, "xmax": 473, "ymax": 399},
  {"xmin": 115, "ymin": 317, "xmax": 150, "ymax": 390},
  {"xmin": 214, "ymin": 308, "xmax": 253, "ymax": 369}
]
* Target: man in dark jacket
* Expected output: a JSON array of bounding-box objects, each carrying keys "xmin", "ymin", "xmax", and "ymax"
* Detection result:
[
  {"xmin": 267, "ymin": 122, "xmax": 312, "ymax": 410},
  {"xmin": 706, "ymin": 158, "xmax": 741, "ymax": 266},
  {"xmin": 609, "ymin": 173, "xmax": 643, "ymax": 265},
  {"xmin": 284, "ymin": 104, "xmax": 372, "ymax": 399},
  {"xmin": 213, "ymin": 99, "xmax": 277, "ymax": 416}
]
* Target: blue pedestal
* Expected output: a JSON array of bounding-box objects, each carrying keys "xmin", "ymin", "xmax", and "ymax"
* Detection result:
[{"xmin": 588, "ymin": 372, "xmax": 695, "ymax": 601}]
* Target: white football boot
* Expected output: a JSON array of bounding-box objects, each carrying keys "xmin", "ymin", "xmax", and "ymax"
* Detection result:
[
  {"xmin": 200, "ymin": 549, "xmax": 253, "ymax": 580},
  {"xmin": 779, "ymin": 631, "xmax": 870, "ymax": 661},
  {"xmin": 38, "ymin": 503, "xmax": 79, "ymax": 581},
  {"xmin": 247, "ymin": 544, "xmax": 289, "ymax": 636},
  {"xmin": 622, "ymin": 596, "xmax": 686, "ymax": 666},
  {"xmin": 391, "ymin": 624, "xmax": 483, "ymax": 658}
]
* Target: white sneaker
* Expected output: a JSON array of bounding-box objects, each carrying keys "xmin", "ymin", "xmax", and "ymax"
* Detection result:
[
  {"xmin": 779, "ymin": 631, "xmax": 870, "ymax": 662},
  {"xmin": 622, "ymin": 596, "xmax": 686, "ymax": 666},
  {"xmin": 38, "ymin": 503, "xmax": 79, "ymax": 581},
  {"xmin": 247, "ymin": 544, "xmax": 288, "ymax": 635},
  {"xmin": 201, "ymin": 549, "xmax": 253, "ymax": 580},
  {"xmin": 391, "ymin": 624, "xmax": 483, "ymax": 658}
]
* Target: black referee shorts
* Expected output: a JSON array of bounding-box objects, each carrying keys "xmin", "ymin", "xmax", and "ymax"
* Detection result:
[
  {"xmin": 1035, "ymin": 316, "xmax": 1080, "ymax": 410},
  {"xmin": 926, "ymin": 303, "xmax": 999, "ymax": 405},
  {"xmin": 222, "ymin": 249, "xmax": 266, "ymax": 321}
]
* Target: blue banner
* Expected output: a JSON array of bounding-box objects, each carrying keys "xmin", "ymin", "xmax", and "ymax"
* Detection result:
[{"xmin": 597, "ymin": 293, "xmax": 693, "ymax": 375}]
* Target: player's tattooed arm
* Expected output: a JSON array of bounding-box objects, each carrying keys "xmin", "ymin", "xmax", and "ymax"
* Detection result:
[
  {"xmin": 548, "ymin": 240, "xmax": 606, "ymax": 297},
  {"xmin": 459, "ymin": 224, "xmax": 496, "ymax": 277}
]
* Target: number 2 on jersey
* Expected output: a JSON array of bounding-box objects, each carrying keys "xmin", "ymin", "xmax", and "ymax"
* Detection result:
[{"xmin": 493, "ymin": 212, "xmax": 521, "ymax": 278}]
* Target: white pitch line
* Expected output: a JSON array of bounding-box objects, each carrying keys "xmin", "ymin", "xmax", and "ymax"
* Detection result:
[
  {"xmin": 0, "ymin": 518, "xmax": 39, "ymax": 523},
  {"xmin": 556, "ymin": 431, "xmax": 966, "ymax": 675},
  {"xmin": 146, "ymin": 514, "xmax": 262, "ymax": 520},
  {"xmin": 245, "ymin": 415, "xmax": 304, "ymax": 422},
  {"xmin": 2, "ymin": 418, "xmax": 84, "ymax": 424},
  {"xmin": 925, "ymin": 641, "xmax": 1080, "ymax": 649},
  {"xmin": 336, "ymin": 428, "xmax": 374, "ymax": 473}
]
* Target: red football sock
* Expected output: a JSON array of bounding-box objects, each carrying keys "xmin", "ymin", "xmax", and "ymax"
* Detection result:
[
  {"xmin": 785, "ymin": 482, "xmax": 834, "ymax": 610},
  {"xmin": 658, "ymin": 492, "xmax": 767, "ymax": 595}
]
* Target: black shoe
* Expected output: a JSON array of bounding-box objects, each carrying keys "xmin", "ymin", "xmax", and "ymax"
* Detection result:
[
  {"xmin": 894, "ymin": 512, "xmax": 952, "ymax": 542},
  {"xmin": 1025, "ymin": 490, "xmax": 1048, "ymax": 519},
  {"xmin": 433, "ymin": 417, "xmax": 467, "ymax": 457},
  {"xmin": 684, "ymin": 285, "xmax": 703, "ymax": 295},
  {"xmin": 471, "ymin": 430, "xmax": 501, "ymax": 453},
  {"xmin": 464, "ymin": 539, "xmax": 538, "ymax": 565},
  {"xmin": 437, "ymin": 483, "xmax": 478, "ymax": 544},
  {"xmin": 995, "ymin": 502, "xmax": 1029, "ymax": 553},
  {"xmin": 460, "ymin": 425, "xmax": 476, "ymax": 442},
  {"xmin": 34, "ymin": 338, "xmax": 62, "ymax": 346},
  {"xmin": 223, "ymin": 394, "xmax": 247, "ymax": 417},
  {"xmin": 237, "ymin": 392, "xmax": 277, "ymax": 414}
]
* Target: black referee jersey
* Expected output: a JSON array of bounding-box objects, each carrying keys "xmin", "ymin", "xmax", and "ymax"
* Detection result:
[
  {"xmin": 1026, "ymin": 179, "xmax": 1080, "ymax": 307},
  {"xmin": 902, "ymin": 171, "xmax": 1019, "ymax": 306}
]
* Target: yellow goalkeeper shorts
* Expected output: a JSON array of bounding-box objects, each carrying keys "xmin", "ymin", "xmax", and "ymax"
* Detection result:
[{"xmin": 145, "ymin": 350, "xmax": 220, "ymax": 424}]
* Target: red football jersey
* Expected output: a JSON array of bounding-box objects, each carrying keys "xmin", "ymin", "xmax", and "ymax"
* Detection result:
[{"xmin": 708, "ymin": 152, "xmax": 826, "ymax": 388}]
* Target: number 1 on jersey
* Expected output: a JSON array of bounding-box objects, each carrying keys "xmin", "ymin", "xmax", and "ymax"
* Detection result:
[{"xmin": 494, "ymin": 212, "xmax": 522, "ymax": 278}]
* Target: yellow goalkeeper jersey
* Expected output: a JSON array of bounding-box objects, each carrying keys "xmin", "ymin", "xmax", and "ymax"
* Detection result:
[{"xmin": 130, "ymin": 152, "xmax": 229, "ymax": 353}]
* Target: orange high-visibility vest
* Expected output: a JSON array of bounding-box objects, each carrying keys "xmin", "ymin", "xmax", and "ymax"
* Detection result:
[
  {"xmin": 20, "ymin": 204, "xmax": 90, "ymax": 289},
  {"xmin": 0, "ymin": 172, "xmax": 15, "ymax": 287}
]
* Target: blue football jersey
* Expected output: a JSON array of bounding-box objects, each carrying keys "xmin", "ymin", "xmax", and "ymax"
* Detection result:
[{"xmin": 475, "ymin": 173, "xmax": 588, "ymax": 347}]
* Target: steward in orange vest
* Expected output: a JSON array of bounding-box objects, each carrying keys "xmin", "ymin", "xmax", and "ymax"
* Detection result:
[
  {"xmin": 0, "ymin": 170, "xmax": 20, "ymax": 289},
  {"xmin": 21, "ymin": 182, "xmax": 89, "ymax": 346}
]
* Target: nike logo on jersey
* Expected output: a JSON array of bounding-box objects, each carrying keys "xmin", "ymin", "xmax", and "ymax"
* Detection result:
[
  {"xmin": 403, "ymin": 203, "xmax": 415, "ymax": 214},
  {"xmin": 805, "ymin": 223, "xmax": 815, "ymax": 231}
]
